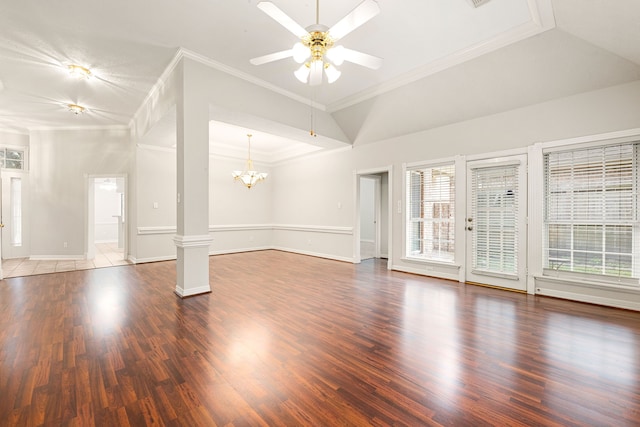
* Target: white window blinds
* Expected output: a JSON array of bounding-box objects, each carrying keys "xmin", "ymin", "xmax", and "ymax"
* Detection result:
[
  {"xmin": 471, "ymin": 165, "xmax": 519, "ymax": 275},
  {"xmin": 544, "ymin": 143, "xmax": 640, "ymax": 280},
  {"xmin": 406, "ymin": 164, "xmax": 455, "ymax": 262}
]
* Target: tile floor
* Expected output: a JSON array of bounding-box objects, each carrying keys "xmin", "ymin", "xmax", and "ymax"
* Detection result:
[
  {"xmin": 2, "ymin": 242, "xmax": 131, "ymax": 278},
  {"xmin": 360, "ymin": 240, "xmax": 376, "ymax": 260}
]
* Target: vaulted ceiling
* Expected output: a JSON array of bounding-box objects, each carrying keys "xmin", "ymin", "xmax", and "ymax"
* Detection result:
[{"xmin": 1, "ymin": 0, "xmax": 639, "ymax": 159}]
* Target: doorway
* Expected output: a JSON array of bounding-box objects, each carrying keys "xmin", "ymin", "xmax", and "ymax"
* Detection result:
[
  {"xmin": 359, "ymin": 176, "xmax": 379, "ymax": 260},
  {"xmin": 465, "ymin": 154, "xmax": 527, "ymax": 291},
  {"xmin": 87, "ymin": 176, "xmax": 126, "ymax": 263},
  {"xmin": 1, "ymin": 172, "xmax": 29, "ymax": 261},
  {"xmin": 355, "ymin": 167, "xmax": 392, "ymax": 267}
]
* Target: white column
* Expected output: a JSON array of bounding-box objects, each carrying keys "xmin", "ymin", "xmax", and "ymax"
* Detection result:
[{"xmin": 174, "ymin": 59, "xmax": 212, "ymax": 297}]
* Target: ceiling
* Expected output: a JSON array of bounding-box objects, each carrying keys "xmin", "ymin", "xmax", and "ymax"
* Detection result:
[{"xmin": 1, "ymin": 0, "xmax": 639, "ymax": 160}]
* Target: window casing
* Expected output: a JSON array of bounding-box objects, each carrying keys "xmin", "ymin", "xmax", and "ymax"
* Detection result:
[
  {"xmin": 406, "ymin": 164, "xmax": 455, "ymax": 262},
  {"xmin": 543, "ymin": 142, "xmax": 640, "ymax": 283}
]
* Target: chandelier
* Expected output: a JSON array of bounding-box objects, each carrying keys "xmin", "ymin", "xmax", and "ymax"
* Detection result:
[{"xmin": 232, "ymin": 134, "xmax": 268, "ymax": 189}]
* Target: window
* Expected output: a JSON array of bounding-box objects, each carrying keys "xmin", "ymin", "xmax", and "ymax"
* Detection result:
[
  {"xmin": 544, "ymin": 143, "xmax": 639, "ymax": 282},
  {"xmin": 0, "ymin": 147, "xmax": 26, "ymax": 170},
  {"xmin": 10, "ymin": 177, "xmax": 22, "ymax": 247},
  {"xmin": 406, "ymin": 163, "xmax": 455, "ymax": 262}
]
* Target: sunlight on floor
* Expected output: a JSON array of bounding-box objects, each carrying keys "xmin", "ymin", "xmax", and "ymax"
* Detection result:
[{"xmin": 2, "ymin": 242, "xmax": 131, "ymax": 278}]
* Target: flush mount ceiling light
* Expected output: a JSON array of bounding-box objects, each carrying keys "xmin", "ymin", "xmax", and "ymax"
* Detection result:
[
  {"xmin": 232, "ymin": 134, "xmax": 268, "ymax": 189},
  {"xmin": 67, "ymin": 64, "xmax": 92, "ymax": 79},
  {"xmin": 67, "ymin": 103, "xmax": 86, "ymax": 115},
  {"xmin": 250, "ymin": 0, "xmax": 383, "ymax": 86}
]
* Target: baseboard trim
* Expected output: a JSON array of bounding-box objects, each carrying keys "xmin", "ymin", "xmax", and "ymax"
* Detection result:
[
  {"xmin": 209, "ymin": 246, "xmax": 271, "ymax": 256},
  {"xmin": 30, "ymin": 255, "xmax": 85, "ymax": 261},
  {"xmin": 536, "ymin": 287, "xmax": 640, "ymax": 311},
  {"xmin": 271, "ymin": 246, "xmax": 354, "ymax": 263},
  {"xmin": 130, "ymin": 246, "xmax": 353, "ymax": 264},
  {"xmin": 129, "ymin": 255, "xmax": 176, "ymax": 264}
]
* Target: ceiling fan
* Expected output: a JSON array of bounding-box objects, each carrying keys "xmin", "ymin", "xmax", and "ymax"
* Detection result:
[{"xmin": 250, "ymin": 0, "xmax": 383, "ymax": 86}]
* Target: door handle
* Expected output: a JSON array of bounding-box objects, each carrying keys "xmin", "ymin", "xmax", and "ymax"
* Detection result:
[{"xmin": 467, "ymin": 226, "xmax": 473, "ymax": 231}]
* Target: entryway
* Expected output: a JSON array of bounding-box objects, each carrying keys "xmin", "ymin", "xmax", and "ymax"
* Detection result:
[
  {"xmin": 87, "ymin": 175, "xmax": 127, "ymax": 262},
  {"xmin": 355, "ymin": 167, "xmax": 392, "ymax": 267}
]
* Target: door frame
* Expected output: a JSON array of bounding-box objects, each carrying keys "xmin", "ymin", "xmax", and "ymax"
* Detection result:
[
  {"xmin": 85, "ymin": 174, "xmax": 128, "ymax": 260},
  {"xmin": 354, "ymin": 166, "xmax": 392, "ymax": 268},
  {"xmin": 464, "ymin": 151, "xmax": 528, "ymax": 292}
]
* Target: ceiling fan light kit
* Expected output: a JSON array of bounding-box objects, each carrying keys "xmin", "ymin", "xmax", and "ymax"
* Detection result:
[{"xmin": 251, "ymin": 0, "xmax": 383, "ymax": 86}]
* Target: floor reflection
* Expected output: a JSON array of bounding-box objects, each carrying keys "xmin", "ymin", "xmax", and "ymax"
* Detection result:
[{"xmin": 545, "ymin": 312, "xmax": 637, "ymax": 385}]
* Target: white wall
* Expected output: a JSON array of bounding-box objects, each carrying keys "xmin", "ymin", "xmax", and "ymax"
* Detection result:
[
  {"xmin": 29, "ymin": 128, "xmax": 132, "ymax": 258},
  {"xmin": 132, "ymin": 144, "xmax": 273, "ymax": 262},
  {"xmin": 271, "ymin": 149, "xmax": 354, "ymax": 261}
]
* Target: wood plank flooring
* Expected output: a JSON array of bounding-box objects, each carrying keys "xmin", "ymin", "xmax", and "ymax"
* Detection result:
[{"xmin": 1, "ymin": 249, "xmax": 639, "ymax": 426}]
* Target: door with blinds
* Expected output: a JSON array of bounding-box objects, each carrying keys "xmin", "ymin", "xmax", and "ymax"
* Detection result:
[{"xmin": 466, "ymin": 155, "xmax": 527, "ymax": 291}]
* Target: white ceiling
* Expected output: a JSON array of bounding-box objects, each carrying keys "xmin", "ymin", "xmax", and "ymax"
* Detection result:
[{"xmin": 1, "ymin": 0, "xmax": 639, "ymax": 160}]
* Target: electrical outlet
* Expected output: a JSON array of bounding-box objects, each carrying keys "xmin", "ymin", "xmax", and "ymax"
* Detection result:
[{"xmin": 63, "ymin": 242, "xmax": 68, "ymax": 248}]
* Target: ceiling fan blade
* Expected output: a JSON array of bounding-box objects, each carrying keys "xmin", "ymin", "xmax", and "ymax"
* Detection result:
[
  {"xmin": 342, "ymin": 48, "xmax": 383, "ymax": 70},
  {"xmin": 257, "ymin": 2, "xmax": 308, "ymax": 38},
  {"xmin": 329, "ymin": 0, "xmax": 380, "ymax": 40},
  {"xmin": 250, "ymin": 49, "xmax": 294, "ymax": 65}
]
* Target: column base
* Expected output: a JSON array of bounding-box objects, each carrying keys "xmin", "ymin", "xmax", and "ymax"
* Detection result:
[{"xmin": 173, "ymin": 234, "xmax": 213, "ymax": 298}]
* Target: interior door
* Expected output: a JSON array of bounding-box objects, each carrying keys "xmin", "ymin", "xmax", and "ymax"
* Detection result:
[{"xmin": 466, "ymin": 154, "xmax": 527, "ymax": 291}]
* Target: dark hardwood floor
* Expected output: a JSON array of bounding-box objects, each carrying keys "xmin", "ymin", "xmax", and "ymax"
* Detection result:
[{"xmin": 1, "ymin": 250, "xmax": 639, "ymax": 426}]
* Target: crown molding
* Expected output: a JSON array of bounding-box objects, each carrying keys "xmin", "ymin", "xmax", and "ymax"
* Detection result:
[
  {"xmin": 0, "ymin": 127, "xmax": 29, "ymax": 136},
  {"xmin": 327, "ymin": 0, "xmax": 556, "ymax": 113},
  {"xmin": 179, "ymin": 48, "xmax": 326, "ymax": 112},
  {"xmin": 28, "ymin": 125, "xmax": 130, "ymax": 132}
]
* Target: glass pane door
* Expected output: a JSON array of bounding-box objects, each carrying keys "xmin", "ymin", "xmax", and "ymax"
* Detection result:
[{"xmin": 466, "ymin": 155, "xmax": 527, "ymax": 291}]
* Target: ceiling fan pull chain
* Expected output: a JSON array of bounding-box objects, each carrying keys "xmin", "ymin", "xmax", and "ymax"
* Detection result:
[{"xmin": 310, "ymin": 89, "xmax": 317, "ymax": 137}]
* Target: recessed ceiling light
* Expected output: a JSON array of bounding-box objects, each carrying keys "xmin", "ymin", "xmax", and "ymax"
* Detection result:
[
  {"xmin": 67, "ymin": 104, "xmax": 87, "ymax": 115},
  {"xmin": 67, "ymin": 64, "xmax": 92, "ymax": 79}
]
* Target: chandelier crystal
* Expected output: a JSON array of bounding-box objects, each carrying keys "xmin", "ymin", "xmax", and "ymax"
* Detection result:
[{"xmin": 232, "ymin": 134, "xmax": 268, "ymax": 189}]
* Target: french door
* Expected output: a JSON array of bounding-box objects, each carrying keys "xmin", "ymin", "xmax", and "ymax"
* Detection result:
[{"xmin": 466, "ymin": 155, "xmax": 527, "ymax": 291}]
